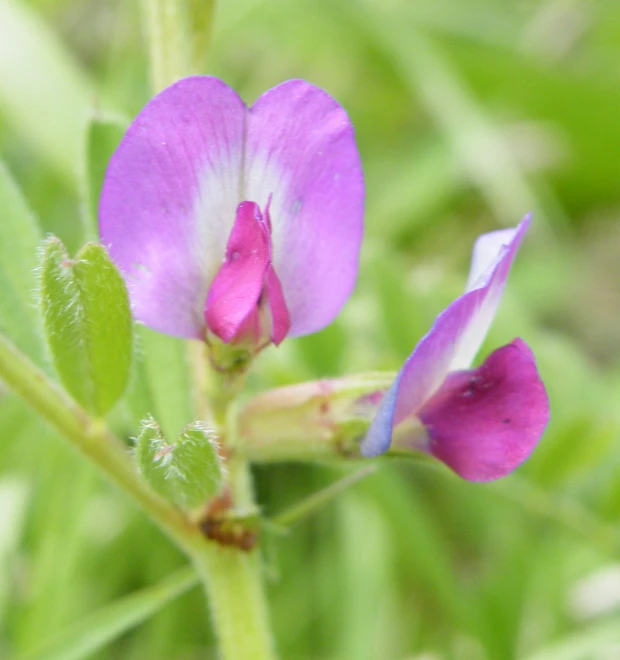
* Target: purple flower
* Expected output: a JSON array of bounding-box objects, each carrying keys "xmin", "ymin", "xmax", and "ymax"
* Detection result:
[
  {"xmin": 361, "ymin": 215, "xmax": 549, "ymax": 482},
  {"xmin": 99, "ymin": 77, "xmax": 364, "ymax": 349}
]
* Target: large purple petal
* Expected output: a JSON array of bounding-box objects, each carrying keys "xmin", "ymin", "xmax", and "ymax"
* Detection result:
[
  {"xmin": 245, "ymin": 80, "xmax": 365, "ymax": 337},
  {"xmin": 100, "ymin": 77, "xmax": 364, "ymax": 341},
  {"xmin": 99, "ymin": 77, "xmax": 246, "ymax": 338},
  {"xmin": 392, "ymin": 216, "xmax": 530, "ymax": 426},
  {"xmin": 418, "ymin": 339, "xmax": 549, "ymax": 481}
]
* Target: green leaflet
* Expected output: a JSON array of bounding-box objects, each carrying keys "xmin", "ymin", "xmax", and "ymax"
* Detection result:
[
  {"xmin": 39, "ymin": 238, "xmax": 133, "ymax": 416},
  {"xmin": 136, "ymin": 418, "xmax": 225, "ymax": 509}
]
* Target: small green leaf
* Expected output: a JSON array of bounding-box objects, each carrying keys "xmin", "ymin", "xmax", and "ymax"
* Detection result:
[
  {"xmin": 81, "ymin": 114, "xmax": 128, "ymax": 239},
  {"xmin": 136, "ymin": 418, "xmax": 225, "ymax": 509},
  {"xmin": 39, "ymin": 238, "xmax": 133, "ymax": 415}
]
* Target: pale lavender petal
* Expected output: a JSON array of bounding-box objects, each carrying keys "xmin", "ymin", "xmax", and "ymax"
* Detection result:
[
  {"xmin": 392, "ymin": 216, "xmax": 530, "ymax": 426},
  {"xmin": 418, "ymin": 339, "xmax": 549, "ymax": 481},
  {"xmin": 466, "ymin": 218, "xmax": 530, "ymax": 290},
  {"xmin": 244, "ymin": 80, "xmax": 364, "ymax": 337},
  {"xmin": 99, "ymin": 76, "xmax": 246, "ymax": 338},
  {"xmin": 205, "ymin": 202, "xmax": 270, "ymax": 343},
  {"xmin": 360, "ymin": 369, "xmax": 404, "ymax": 457}
]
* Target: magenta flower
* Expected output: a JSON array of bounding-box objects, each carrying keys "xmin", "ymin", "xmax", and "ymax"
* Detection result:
[
  {"xmin": 361, "ymin": 215, "xmax": 549, "ymax": 482},
  {"xmin": 99, "ymin": 77, "xmax": 364, "ymax": 350}
]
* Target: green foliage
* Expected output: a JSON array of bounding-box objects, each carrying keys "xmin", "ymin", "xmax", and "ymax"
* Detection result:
[
  {"xmin": 136, "ymin": 418, "xmax": 225, "ymax": 509},
  {"xmin": 1, "ymin": 0, "xmax": 620, "ymax": 658},
  {"xmin": 39, "ymin": 239, "xmax": 133, "ymax": 416}
]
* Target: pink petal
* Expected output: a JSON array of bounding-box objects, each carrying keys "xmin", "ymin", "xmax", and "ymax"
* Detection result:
[
  {"xmin": 245, "ymin": 80, "xmax": 364, "ymax": 337},
  {"xmin": 205, "ymin": 202, "xmax": 270, "ymax": 343},
  {"xmin": 419, "ymin": 339, "xmax": 549, "ymax": 481},
  {"xmin": 99, "ymin": 77, "xmax": 246, "ymax": 338},
  {"xmin": 264, "ymin": 265, "xmax": 291, "ymax": 346}
]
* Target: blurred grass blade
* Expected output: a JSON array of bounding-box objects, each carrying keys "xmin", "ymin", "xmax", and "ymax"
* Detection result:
[
  {"xmin": 138, "ymin": 326, "xmax": 193, "ymax": 438},
  {"xmin": 0, "ymin": 477, "xmax": 29, "ymax": 624},
  {"xmin": 356, "ymin": 6, "xmax": 552, "ymax": 229},
  {"xmin": 81, "ymin": 114, "xmax": 128, "ymax": 239},
  {"xmin": 525, "ymin": 618, "xmax": 620, "ymax": 660},
  {"xmin": 40, "ymin": 239, "xmax": 133, "ymax": 416},
  {"xmin": 335, "ymin": 495, "xmax": 396, "ymax": 660},
  {"xmin": 0, "ymin": 0, "xmax": 92, "ymax": 184},
  {"xmin": 0, "ymin": 159, "xmax": 44, "ymax": 363},
  {"xmin": 20, "ymin": 566, "xmax": 198, "ymax": 660}
]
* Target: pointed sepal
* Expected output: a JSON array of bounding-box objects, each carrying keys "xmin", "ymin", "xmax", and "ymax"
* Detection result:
[{"xmin": 135, "ymin": 418, "xmax": 225, "ymax": 509}]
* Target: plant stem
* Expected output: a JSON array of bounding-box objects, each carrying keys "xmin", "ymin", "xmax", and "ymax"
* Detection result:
[
  {"xmin": 190, "ymin": 349, "xmax": 278, "ymax": 658},
  {"xmin": 141, "ymin": 0, "xmax": 189, "ymax": 91},
  {"xmin": 189, "ymin": 537, "xmax": 276, "ymax": 660},
  {"xmin": 185, "ymin": 456, "xmax": 277, "ymax": 660}
]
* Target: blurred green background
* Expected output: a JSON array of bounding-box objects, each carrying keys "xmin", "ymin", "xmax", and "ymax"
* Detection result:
[{"xmin": 2, "ymin": 0, "xmax": 620, "ymax": 658}]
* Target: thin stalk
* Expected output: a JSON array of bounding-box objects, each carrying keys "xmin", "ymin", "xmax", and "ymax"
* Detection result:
[
  {"xmin": 190, "ymin": 534, "xmax": 276, "ymax": 660},
  {"xmin": 188, "ymin": 348, "xmax": 278, "ymax": 659},
  {"xmin": 272, "ymin": 465, "xmax": 377, "ymax": 529},
  {"xmin": 186, "ymin": 347, "xmax": 278, "ymax": 658},
  {"xmin": 141, "ymin": 0, "xmax": 189, "ymax": 92}
]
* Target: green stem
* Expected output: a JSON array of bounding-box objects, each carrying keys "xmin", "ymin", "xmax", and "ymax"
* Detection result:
[
  {"xmin": 189, "ymin": 529, "xmax": 276, "ymax": 660},
  {"xmin": 186, "ymin": 458, "xmax": 276, "ymax": 660},
  {"xmin": 141, "ymin": 0, "xmax": 217, "ymax": 91},
  {"xmin": 191, "ymin": 352, "xmax": 278, "ymax": 659},
  {"xmin": 141, "ymin": 0, "xmax": 189, "ymax": 91}
]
